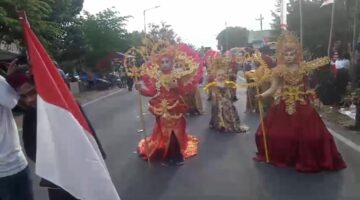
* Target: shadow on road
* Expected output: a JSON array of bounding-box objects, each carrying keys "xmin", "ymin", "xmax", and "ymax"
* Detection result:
[{"xmin": 118, "ymin": 158, "xmax": 180, "ymax": 200}]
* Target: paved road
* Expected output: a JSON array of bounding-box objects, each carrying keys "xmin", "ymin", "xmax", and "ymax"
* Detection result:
[{"xmin": 33, "ymin": 87, "xmax": 360, "ymax": 200}]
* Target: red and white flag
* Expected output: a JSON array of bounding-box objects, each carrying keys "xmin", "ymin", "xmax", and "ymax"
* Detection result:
[
  {"xmin": 280, "ymin": 0, "xmax": 288, "ymax": 30},
  {"xmin": 19, "ymin": 12, "xmax": 120, "ymax": 200},
  {"xmin": 321, "ymin": 0, "xmax": 334, "ymax": 7}
]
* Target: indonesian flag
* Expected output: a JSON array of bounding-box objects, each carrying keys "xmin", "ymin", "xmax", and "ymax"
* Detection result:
[
  {"xmin": 321, "ymin": 0, "xmax": 334, "ymax": 7},
  {"xmin": 280, "ymin": 0, "xmax": 288, "ymax": 30},
  {"xmin": 19, "ymin": 12, "xmax": 120, "ymax": 200}
]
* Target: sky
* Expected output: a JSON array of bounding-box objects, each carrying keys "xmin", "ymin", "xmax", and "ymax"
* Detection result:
[{"xmin": 83, "ymin": 0, "xmax": 276, "ymax": 49}]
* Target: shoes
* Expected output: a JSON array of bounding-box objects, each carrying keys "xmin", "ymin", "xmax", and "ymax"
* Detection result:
[
  {"xmin": 161, "ymin": 159, "xmax": 184, "ymax": 167},
  {"xmin": 174, "ymin": 160, "xmax": 184, "ymax": 166}
]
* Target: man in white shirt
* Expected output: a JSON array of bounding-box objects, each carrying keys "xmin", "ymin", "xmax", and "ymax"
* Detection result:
[{"xmin": 0, "ymin": 74, "xmax": 33, "ymax": 200}]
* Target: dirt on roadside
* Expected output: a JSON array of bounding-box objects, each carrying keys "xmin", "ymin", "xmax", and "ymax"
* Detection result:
[{"xmin": 317, "ymin": 105, "xmax": 359, "ymax": 134}]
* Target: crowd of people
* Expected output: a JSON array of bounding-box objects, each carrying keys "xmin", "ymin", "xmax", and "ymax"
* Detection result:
[
  {"xmin": 132, "ymin": 31, "xmax": 347, "ymax": 172},
  {"xmin": 1, "ymin": 30, "xmax": 356, "ymax": 199}
]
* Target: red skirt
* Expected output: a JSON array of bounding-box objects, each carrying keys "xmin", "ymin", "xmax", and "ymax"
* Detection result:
[
  {"xmin": 255, "ymin": 101, "xmax": 346, "ymax": 172},
  {"xmin": 138, "ymin": 117, "xmax": 198, "ymax": 161}
]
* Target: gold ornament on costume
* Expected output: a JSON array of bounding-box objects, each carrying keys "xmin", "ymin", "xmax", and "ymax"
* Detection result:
[
  {"xmin": 207, "ymin": 56, "xmax": 231, "ymax": 77},
  {"xmin": 125, "ymin": 38, "xmax": 200, "ymax": 91},
  {"xmin": 240, "ymin": 51, "xmax": 272, "ymax": 88},
  {"xmin": 204, "ymin": 80, "xmax": 237, "ymax": 93},
  {"xmin": 270, "ymin": 31, "xmax": 330, "ymax": 115},
  {"xmin": 227, "ymin": 47, "xmax": 251, "ymax": 64},
  {"xmin": 124, "ymin": 47, "xmax": 144, "ymax": 79},
  {"xmin": 145, "ymin": 47, "xmax": 199, "ymax": 90}
]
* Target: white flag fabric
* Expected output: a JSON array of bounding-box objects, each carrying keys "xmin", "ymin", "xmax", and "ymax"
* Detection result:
[
  {"xmin": 321, "ymin": 0, "xmax": 335, "ymax": 7},
  {"xmin": 280, "ymin": 0, "xmax": 288, "ymax": 30}
]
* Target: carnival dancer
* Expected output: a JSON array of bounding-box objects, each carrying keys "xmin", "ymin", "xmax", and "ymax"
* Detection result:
[
  {"xmin": 204, "ymin": 50, "xmax": 220, "ymax": 101},
  {"xmin": 205, "ymin": 57, "xmax": 248, "ymax": 133},
  {"xmin": 254, "ymin": 32, "xmax": 346, "ymax": 172},
  {"xmin": 135, "ymin": 43, "xmax": 202, "ymax": 166},
  {"xmin": 244, "ymin": 52, "xmax": 273, "ymax": 113}
]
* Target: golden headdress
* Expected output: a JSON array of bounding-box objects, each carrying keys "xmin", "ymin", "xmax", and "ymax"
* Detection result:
[
  {"xmin": 125, "ymin": 38, "xmax": 203, "ymax": 90},
  {"xmin": 276, "ymin": 31, "xmax": 303, "ymax": 65},
  {"xmin": 207, "ymin": 56, "xmax": 231, "ymax": 77}
]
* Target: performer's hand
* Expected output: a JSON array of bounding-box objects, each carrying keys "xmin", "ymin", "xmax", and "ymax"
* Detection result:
[
  {"xmin": 135, "ymin": 81, "xmax": 142, "ymax": 91},
  {"xmin": 7, "ymin": 58, "xmax": 18, "ymax": 75},
  {"xmin": 255, "ymin": 94, "xmax": 263, "ymax": 101}
]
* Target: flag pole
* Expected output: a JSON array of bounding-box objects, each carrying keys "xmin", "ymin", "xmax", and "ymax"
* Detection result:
[
  {"xmin": 327, "ymin": 1, "xmax": 336, "ymax": 56},
  {"xmin": 125, "ymin": 55, "xmax": 151, "ymax": 167},
  {"xmin": 299, "ymin": 0, "xmax": 304, "ymax": 46},
  {"xmin": 256, "ymin": 86, "xmax": 269, "ymax": 163},
  {"xmin": 136, "ymin": 77, "xmax": 152, "ymax": 167},
  {"xmin": 280, "ymin": 0, "xmax": 288, "ymax": 31}
]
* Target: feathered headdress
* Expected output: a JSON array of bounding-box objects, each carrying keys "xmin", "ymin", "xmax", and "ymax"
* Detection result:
[
  {"xmin": 207, "ymin": 56, "xmax": 231, "ymax": 77},
  {"xmin": 276, "ymin": 31, "xmax": 303, "ymax": 65}
]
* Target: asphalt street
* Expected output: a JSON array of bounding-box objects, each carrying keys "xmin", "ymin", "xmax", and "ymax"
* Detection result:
[{"xmin": 31, "ymin": 87, "xmax": 360, "ymax": 200}]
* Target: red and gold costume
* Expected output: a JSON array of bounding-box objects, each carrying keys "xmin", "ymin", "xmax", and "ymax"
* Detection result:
[
  {"xmin": 137, "ymin": 43, "xmax": 203, "ymax": 162},
  {"xmin": 254, "ymin": 32, "xmax": 346, "ymax": 172}
]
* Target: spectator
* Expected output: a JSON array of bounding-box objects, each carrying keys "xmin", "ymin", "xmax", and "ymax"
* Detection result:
[
  {"xmin": 7, "ymin": 72, "xmax": 106, "ymax": 200},
  {"xmin": 335, "ymin": 53, "xmax": 351, "ymax": 103},
  {"xmin": 53, "ymin": 61, "xmax": 66, "ymax": 80},
  {"xmin": 0, "ymin": 66, "xmax": 33, "ymax": 199}
]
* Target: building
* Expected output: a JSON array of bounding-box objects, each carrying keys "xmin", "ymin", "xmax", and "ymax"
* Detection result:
[
  {"xmin": 0, "ymin": 41, "xmax": 21, "ymax": 60},
  {"xmin": 248, "ymin": 30, "xmax": 272, "ymax": 49}
]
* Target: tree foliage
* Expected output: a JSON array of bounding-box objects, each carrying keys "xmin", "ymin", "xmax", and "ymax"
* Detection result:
[
  {"xmin": 146, "ymin": 21, "xmax": 180, "ymax": 43},
  {"xmin": 0, "ymin": 0, "xmax": 84, "ymax": 59},
  {"xmin": 270, "ymin": 0, "xmax": 282, "ymax": 39},
  {"xmin": 0, "ymin": 0, "xmax": 61, "ymax": 49},
  {"xmin": 216, "ymin": 27, "xmax": 249, "ymax": 52},
  {"xmin": 127, "ymin": 30, "xmax": 143, "ymax": 48},
  {"xmin": 80, "ymin": 9, "xmax": 130, "ymax": 68},
  {"xmin": 287, "ymin": 0, "xmax": 353, "ymax": 57}
]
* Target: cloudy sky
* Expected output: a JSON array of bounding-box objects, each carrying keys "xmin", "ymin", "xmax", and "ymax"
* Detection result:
[{"xmin": 83, "ymin": 0, "xmax": 276, "ymax": 49}]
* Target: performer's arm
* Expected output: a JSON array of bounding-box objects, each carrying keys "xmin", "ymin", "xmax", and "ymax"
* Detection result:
[
  {"xmin": 139, "ymin": 85, "xmax": 157, "ymax": 97},
  {"xmin": 259, "ymin": 76, "xmax": 280, "ymax": 98},
  {"xmin": 136, "ymin": 76, "xmax": 157, "ymax": 97}
]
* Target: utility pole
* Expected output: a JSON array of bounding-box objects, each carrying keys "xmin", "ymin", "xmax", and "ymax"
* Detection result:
[{"xmin": 256, "ymin": 14, "xmax": 264, "ymax": 31}]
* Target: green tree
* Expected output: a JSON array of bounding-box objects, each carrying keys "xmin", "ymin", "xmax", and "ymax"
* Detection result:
[
  {"xmin": 57, "ymin": 19, "xmax": 87, "ymax": 68},
  {"xmin": 147, "ymin": 21, "xmax": 180, "ymax": 43},
  {"xmin": 48, "ymin": 0, "xmax": 84, "ymax": 60},
  {"xmin": 270, "ymin": 0, "xmax": 282, "ymax": 39},
  {"xmin": 216, "ymin": 27, "xmax": 249, "ymax": 52},
  {"xmin": 49, "ymin": 0, "xmax": 83, "ymax": 24},
  {"xmin": 0, "ymin": 0, "xmax": 61, "ymax": 49},
  {"xmin": 127, "ymin": 30, "xmax": 143, "ymax": 48},
  {"xmin": 0, "ymin": 0, "xmax": 85, "ymax": 60},
  {"xmin": 287, "ymin": 0, "xmax": 351, "ymax": 57},
  {"xmin": 80, "ymin": 9, "xmax": 130, "ymax": 69}
]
